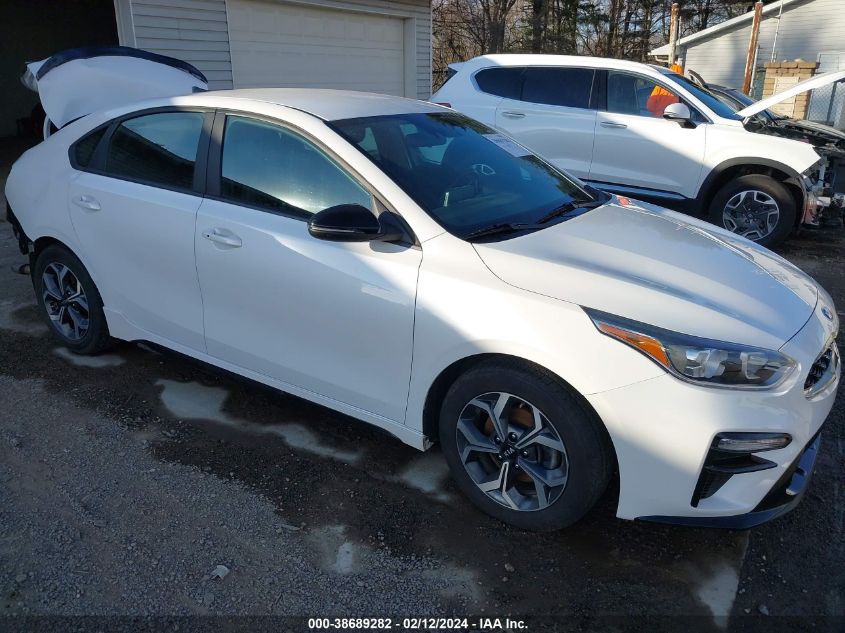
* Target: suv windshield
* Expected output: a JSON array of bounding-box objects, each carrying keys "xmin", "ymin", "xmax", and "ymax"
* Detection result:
[
  {"xmin": 330, "ymin": 112, "xmax": 601, "ymax": 239},
  {"xmin": 659, "ymin": 71, "xmax": 743, "ymax": 121}
]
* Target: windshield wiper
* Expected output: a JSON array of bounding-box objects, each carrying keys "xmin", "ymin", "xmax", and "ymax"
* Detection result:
[
  {"xmin": 535, "ymin": 198, "xmax": 603, "ymax": 224},
  {"xmin": 462, "ymin": 222, "xmax": 544, "ymax": 241}
]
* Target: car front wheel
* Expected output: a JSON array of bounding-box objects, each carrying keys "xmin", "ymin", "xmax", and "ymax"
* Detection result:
[
  {"xmin": 708, "ymin": 174, "xmax": 796, "ymax": 247},
  {"xmin": 439, "ymin": 360, "xmax": 613, "ymax": 531},
  {"xmin": 33, "ymin": 244, "xmax": 112, "ymax": 355}
]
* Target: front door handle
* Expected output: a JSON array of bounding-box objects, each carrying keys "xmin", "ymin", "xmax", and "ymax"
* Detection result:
[
  {"xmin": 501, "ymin": 111, "xmax": 526, "ymax": 119},
  {"xmin": 72, "ymin": 195, "xmax": 101, "ymax": 211},
  {"xmin": 202, "ymin": 229, "xmax": 242, "ymax": 248},
  {"xmin": 600, "ymin": 121, "xmax": 628, "ymax": 129}
]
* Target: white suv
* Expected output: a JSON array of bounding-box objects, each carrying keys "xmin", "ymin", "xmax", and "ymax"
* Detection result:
[{"xmin": 433, "ymin": 54, "xmax": 843, "ymax": 246}]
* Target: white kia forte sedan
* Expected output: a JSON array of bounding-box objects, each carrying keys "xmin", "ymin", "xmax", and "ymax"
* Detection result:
[{"xmin": 5, "ymin": 88, "xmax": 839, "ymax": 531}]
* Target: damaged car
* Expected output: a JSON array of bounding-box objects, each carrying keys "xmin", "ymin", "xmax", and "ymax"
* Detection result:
[
  {"xmin": 689, "ymin": 72, "xmax": 845, "ymax": 230},
  {"xmin": 5, "ymin": 47, "xmax": 840, "ymax": 531},
  {"xmin": 434, "ymin": 55, "xmax": 845, "ymax": 246}
]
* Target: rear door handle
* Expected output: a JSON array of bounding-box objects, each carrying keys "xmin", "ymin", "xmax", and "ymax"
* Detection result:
[
  {"xmin": 501, "ymin": 111, "xmax": 526, "ymax": 119},
  {"xmin": 72, "ymin": 195, "xmax": 101, "ymax": 211},
  {"xmin": 202, "ymin": 228, "xmax": 242, "ymax": 248},
  {"xmin": 600, "ymin": 121, "xmax": 628, "ymax": 129}
]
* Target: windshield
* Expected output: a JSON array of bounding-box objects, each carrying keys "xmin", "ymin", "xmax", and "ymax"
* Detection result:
[
  {"xmin": 660, "ymin": 72, "xmax": 743, "ymax": 121},
  {"xmin": 330, "ymin": 112, "xmax": 600, "ymax": 239}
]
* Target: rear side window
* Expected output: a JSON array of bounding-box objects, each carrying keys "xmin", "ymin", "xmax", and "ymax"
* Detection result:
[
  {"xmin": 73, "ymin": 127, "xmax": 107, "ymax": 168},
  {"xmin": 521, "ymin": 67, "xmax": 595, "ymax": 109},
  {"xmin": 220, "ymin": 116, "xmax": 371, "ymax": 216},
  {"xmin": 104, "ymin": 111, "xmax": 204, "ymax": 190},
  {"xmin": 475, "ymin": 68, "xmax": 523, "ymax": 99}
]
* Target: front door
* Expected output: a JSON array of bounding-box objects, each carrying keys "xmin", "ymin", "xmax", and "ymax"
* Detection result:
[
  {"xmin": 194, "ymin": 114, "xmax": 422, "ymax": 422},
  {"xmin": 589, "ymin": 71, "xmax": 707, "ymax": 199}
]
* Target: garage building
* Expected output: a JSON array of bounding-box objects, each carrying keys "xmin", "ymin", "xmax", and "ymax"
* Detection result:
[{"xmin": 1, "ymin": 0, "xmax": 432, "ymax": 139}]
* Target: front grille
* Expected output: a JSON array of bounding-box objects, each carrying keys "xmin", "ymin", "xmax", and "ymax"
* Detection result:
[{"xmin": 804, "ymin": 344, "xmax": 839, "ymax": 397}]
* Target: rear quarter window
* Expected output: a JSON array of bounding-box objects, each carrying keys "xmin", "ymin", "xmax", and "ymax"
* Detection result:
[
  {"xmin": 71, "ymin": 127, "xmax": 107, "ymax": 168},
  {"xmin": 474, "ymin": 67, "xmax": 524, "ymax": 99}
]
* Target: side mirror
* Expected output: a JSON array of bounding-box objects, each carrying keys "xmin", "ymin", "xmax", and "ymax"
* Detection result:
[
  {"xmin": 663, "ymin": 102, "xmax": 694, "ymax": 126},
  {"xmin": 308, "ymin": 204, "xmax": 404, "ymax": 243}
]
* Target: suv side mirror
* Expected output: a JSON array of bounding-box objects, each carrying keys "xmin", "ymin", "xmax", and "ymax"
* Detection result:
[
  {"xmin": 663, "ymin": 102, "xmax": 694, "ymax": 126},
  {"xmin": 308, "ymin": 204, "xmax": 404, "ymax": 243}
]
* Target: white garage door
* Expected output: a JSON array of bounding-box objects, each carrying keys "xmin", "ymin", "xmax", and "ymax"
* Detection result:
[{"xmin": 227, "ymin": 0, "xmax": 407, "ymax": 96}]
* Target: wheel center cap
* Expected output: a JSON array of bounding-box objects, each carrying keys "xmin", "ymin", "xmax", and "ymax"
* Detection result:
[{"xmin": 500, "ymin": 444, "xmax": 517, "ymax": 460}]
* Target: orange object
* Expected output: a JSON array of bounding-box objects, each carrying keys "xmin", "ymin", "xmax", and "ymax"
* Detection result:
[
  {"xmin": 597, "ymin": 322, "xmax": 671, "ymax": 368},
  {"xmin": 647, "ymin": 64, "xmax": 683, "ymax": 117}
]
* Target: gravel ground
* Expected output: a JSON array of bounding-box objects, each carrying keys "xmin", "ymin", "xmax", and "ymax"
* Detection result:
[{"xmin": 0, "ymin": 138, "xmax": 843, "ymax": 632}]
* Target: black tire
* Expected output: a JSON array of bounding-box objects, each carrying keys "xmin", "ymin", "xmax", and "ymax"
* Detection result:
[
  {"xmin": 33, "ymin": 244, "xmax": 112, "ymax": 355},
  {"xmin": 439, "ymin": 359, "xmax": 613, "ymax": 531},
  {"xmin": 708, "ymin": 174, "xmax": 796, "ymax": 247}
]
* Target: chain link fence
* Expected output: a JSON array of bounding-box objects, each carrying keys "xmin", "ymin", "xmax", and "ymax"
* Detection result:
[{"xmin": 807, "ymin": 52, "xmax": 845, "ymax": 128}]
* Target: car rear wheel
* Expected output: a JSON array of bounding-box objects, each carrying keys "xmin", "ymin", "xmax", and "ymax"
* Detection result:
[
  {"xmin": 439, "ymin": 360, "xmax": 613, "ymax": 531},
  {"xmin": 33, "ymin": 244, "xmax": 112, "ymax": 355},
  {"xmin": 708, "ymin": 174, "xmax": 796, "ymax": 247}
]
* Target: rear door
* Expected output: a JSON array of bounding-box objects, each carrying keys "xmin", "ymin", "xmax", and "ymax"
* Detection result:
[
  {"xmin": 67, "ymin": 109, "xmax": 211, "ymax": 351},
  {"xmin": 494, "ymin": 66, "xmax": 597, "ymax": 179},
  {"xmin": 589, "ymin": 70, "xmax": 706, "ymax": 198}
]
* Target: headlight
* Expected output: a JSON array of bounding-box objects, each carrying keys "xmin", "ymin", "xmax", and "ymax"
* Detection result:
[{"xmin": 585, "ymin": 308, "xmax": 796, "ymax": 389}]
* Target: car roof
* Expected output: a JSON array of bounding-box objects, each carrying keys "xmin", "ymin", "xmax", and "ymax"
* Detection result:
[
  {"xmin": 194, "ymin": 88, "xmax": 444, "ymax": 121},
  {"xmin": 461, "ymin": 54, "xmax": 665, "ymax": 75}
]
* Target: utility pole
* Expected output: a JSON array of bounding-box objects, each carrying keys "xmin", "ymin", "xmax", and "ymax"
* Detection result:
[
  {"xmin": 667, "ymin": 3, "xmax": 680, "ymax": 66},
  {"xmin": 742, "ymin": 2, "xmax": 764, "ymax": 94}
]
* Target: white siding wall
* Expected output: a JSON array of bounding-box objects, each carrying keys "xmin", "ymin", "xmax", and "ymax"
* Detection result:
[
  {"xmin": 124, "ymin": 0, "xmax": 432, "ymax": 98},
  {"xmin": 681, "ymin": 0, "xmax": 845, "ymax": 89},
  {"xmin": 129, "ymin": 0, "xmax": 235, "ymax": 89}
]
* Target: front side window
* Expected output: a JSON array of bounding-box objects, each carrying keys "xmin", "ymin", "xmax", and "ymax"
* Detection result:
[
  {"xmin": 607, "ymin": 71, "xmax": 681, "ymax": 118},
  {"xmin": 659, "ymin": 71, "xmax": 743, "ymax": 121},
  {"xmin": 332, "ymin": 112, "xmax": 597, "ymax": 238},
  {"xmin": 220, "ymin": 116, "xmax": 371, "ymax": 216},
  {"xmin": 521, "ymin": 67, "xmax": 594, "ymax": 108},
  {"xmin": 104, "ymin": 111, "xmax": 204, "ymax": 190}
]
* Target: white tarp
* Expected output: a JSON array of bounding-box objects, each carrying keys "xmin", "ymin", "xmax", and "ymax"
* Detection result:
[{"xmin": 22, "ymin": 48, "xmax": 208, "ymax": 129}]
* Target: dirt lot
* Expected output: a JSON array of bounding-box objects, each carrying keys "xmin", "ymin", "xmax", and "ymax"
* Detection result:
[{"xmin": 0, "ymin": 138, "xmax": 843, "ymax": 632}]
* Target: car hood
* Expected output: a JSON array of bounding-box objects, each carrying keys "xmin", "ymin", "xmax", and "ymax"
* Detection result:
[
  {"xmin": 738, "ymin": 70, "xmax": 845, "ymax": 118},
  {"xmin": 474, "ymin": 201, "xmax": 819, "ymax": 351},
  {"xmin": 23, "ymin": 46, "xmax": 207, "ymax": 129}
]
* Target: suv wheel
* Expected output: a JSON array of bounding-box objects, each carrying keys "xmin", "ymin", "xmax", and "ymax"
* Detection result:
[
  {"xmin": 33, "ymin": 244, "xmax": 112, "ymax": 355},
  {"xmin": 439, "ymin": 360, "xmax": 613, "ymax": 531},
  {"xmin": 708, "ymin": 174, "xmax": 796, "ymax": 247}
]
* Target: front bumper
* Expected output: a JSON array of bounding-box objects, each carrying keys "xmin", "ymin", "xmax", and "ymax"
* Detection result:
[
  {"xmin": 586, "ymin": 301, "xmax": 838, "ymax": 525},
  {"xmin": 637, "ymin": 431, "xmax": 821, "ymax": 528}
]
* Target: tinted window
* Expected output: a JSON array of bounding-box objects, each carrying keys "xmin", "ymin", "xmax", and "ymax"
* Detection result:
[
  {"xmin": 220, "ymin": 116, "xmax": 371, "ymax": 216},
  {"xmin": 475, "ymin": 68, "xmax": 523, "ymax": 99},
  {"xmin": 660, "ymin": 71, "xmax": 743, "ymax": 120},
  {"xmin": 521, "ymin": 67, "xmax": 594, "ymax": 108},
  {"xmin": 105, "ymin": 112, "xmax": 204, "ymax": 189},
  {"xmin": 73, "ymin": 127, "xmax": 107, "ymax": 168},
  {"xmin": 607, "ymin": 71, "xmax": 681, "ymax": 118},
  {"xmin": 333, "ymin": 112, "xmax": 595, "ymax": 238}
]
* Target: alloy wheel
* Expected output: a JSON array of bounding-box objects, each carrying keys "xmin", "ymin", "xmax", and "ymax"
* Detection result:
[
  {"xmin": 41, "ymin": 262, "xmax": 90, "ymax": 341},
  {"xmin": 722, "ymin": 189, "xmax": 780, "ymax": 241},
  {"xmin": 456, "ymin": 392, "xmax": 569, "ymax": 512}
]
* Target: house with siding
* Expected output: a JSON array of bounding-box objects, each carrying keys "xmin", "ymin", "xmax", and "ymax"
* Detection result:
[
  {"xmin": 649, "ymin": 0, "xmax": 844, "ymax": 125},
  {"xmin": 1, "ymin": 0, "xmax": 432, "ymax": 138}
]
